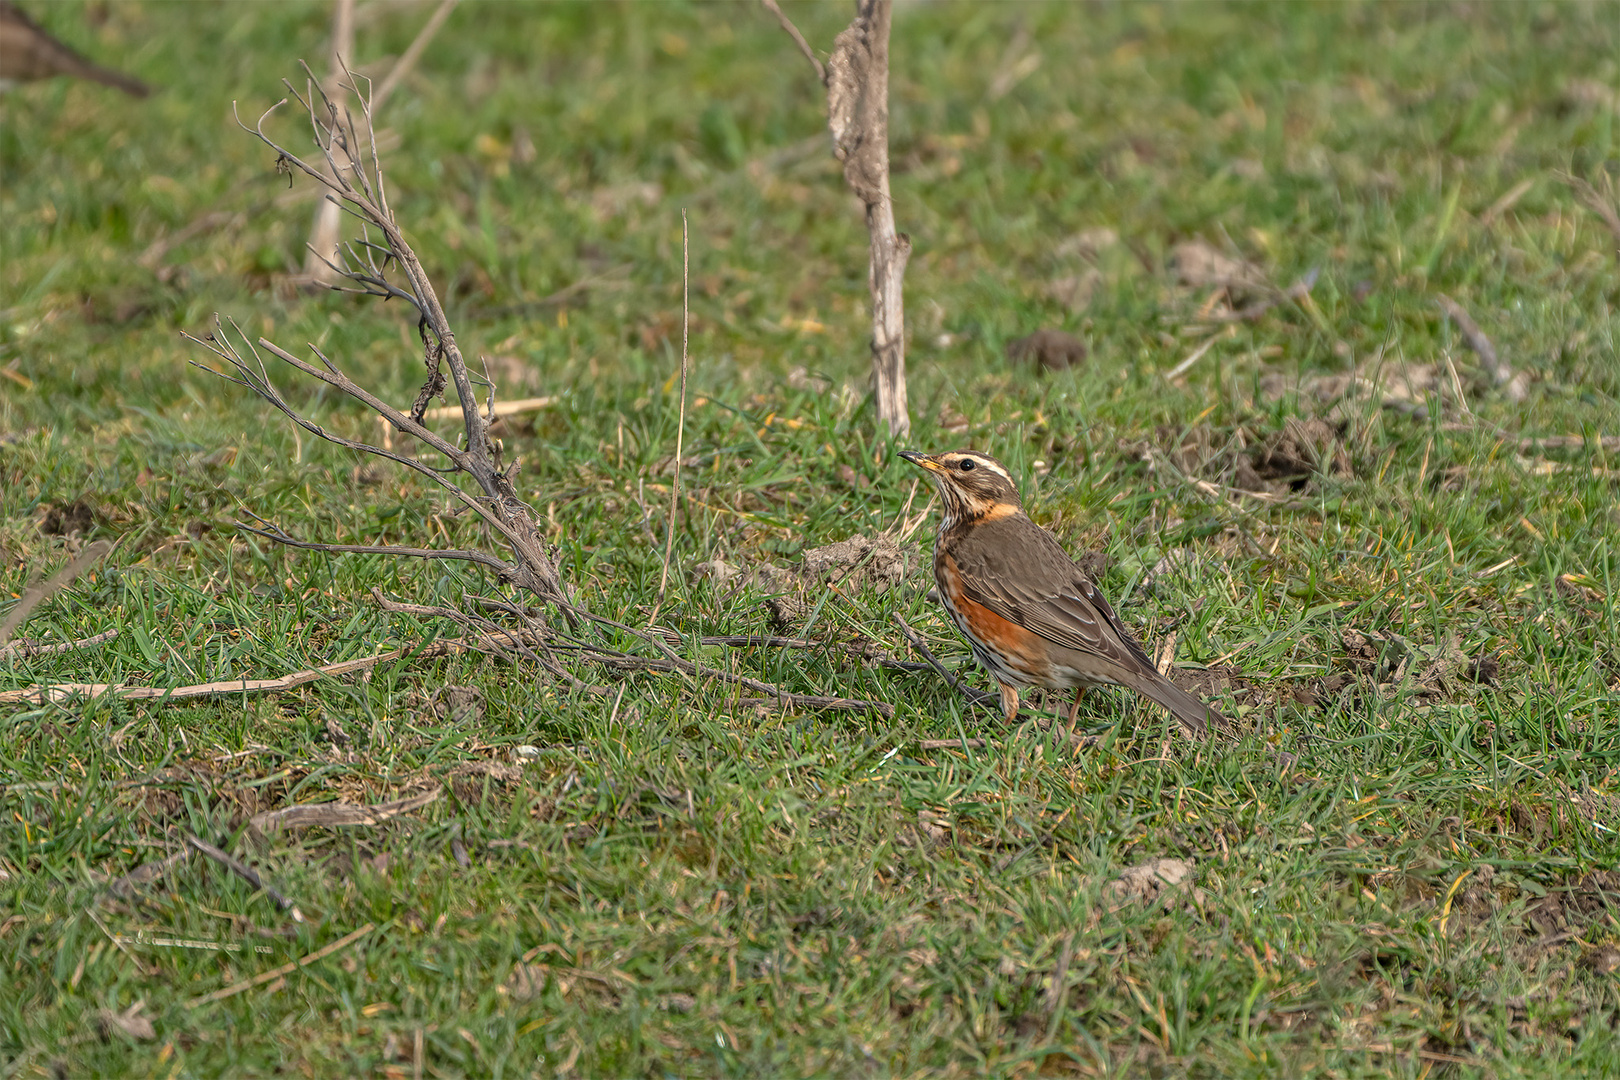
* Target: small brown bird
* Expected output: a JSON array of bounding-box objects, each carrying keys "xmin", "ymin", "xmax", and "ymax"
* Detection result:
[
  {"xmin": 0, "ymin": 1, "xmax": 149, "ymax": 97},
  {"xmin": 901, "ymin": 448, "xmax": 1230, "ymax": 736}
]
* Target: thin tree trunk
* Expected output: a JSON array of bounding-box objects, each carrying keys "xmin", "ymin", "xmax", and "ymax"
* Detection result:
[
  {"xmin": 304, "ymin": 0, "xmax": 355, "ymax": 286},
  {"xmin": 825, "ymin": 0, "xmax": 910, "ymax": 437}
]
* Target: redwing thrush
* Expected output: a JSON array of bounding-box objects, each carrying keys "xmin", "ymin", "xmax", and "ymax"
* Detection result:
[
  {"xmin": 0, "ymin": 2, "xmax": 149, "ymax": 97},
  {"xmin": 901, "ymin": 448, "xmax": 1230, "ymax": 736}
]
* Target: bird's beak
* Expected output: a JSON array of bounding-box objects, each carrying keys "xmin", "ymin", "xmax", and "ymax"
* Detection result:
[{"xmin": 899, "ymin": 450, "xmax": 944, "ymax": 472}]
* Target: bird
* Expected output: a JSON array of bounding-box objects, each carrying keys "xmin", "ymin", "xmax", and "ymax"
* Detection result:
[
  {"xmin": 900, "ymin": 448, "xmax": 1230, "ymax": 737},
  {"xmin": 0, "ymin": 1, "xmax": 149, "ymax": 97}
]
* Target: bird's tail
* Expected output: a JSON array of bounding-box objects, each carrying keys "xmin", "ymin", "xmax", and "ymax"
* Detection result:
[{"xmin": 1127, "ymin": 673, "xmax": 1232, "ymax": 737}]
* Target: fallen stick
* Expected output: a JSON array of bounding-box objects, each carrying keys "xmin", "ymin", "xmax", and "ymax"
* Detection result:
[
  {"xmin": 1436, "ymin": 293, "xmax": 1524, "ymax": 399},
  {"xmin": 891, "ymin": 612, "xmax": 1089, "ymax": 751},
  {"xmin": 422, "ymin": 395, "xmax": 554, "ymax": 421},
  {"xmin": 0, "ymin": 648, "xmax": 409, "ymax": 705},
  {"xmin": 890, "ymin": 612, "xmax": 998, "ymax": 708},
  {"xmin": 186, "ymin": 922, "xmax": 375, "ymax": 1008},
  {"xmin": 249, "ymin": 788, "xmax": 440, "ymax": 835},
  {"xmin": 186, "ymin": 834, "xmax": 304, "ymax": 922},
  {"xmin": 0, "ymin": 628, "xmax": 119, "ymax": 662},
  {"xmin": 0, "ymin": 638, "xmax": 487, "ymax": 706},
  {"xmin": 0, "ymin": 540, "xmax": 114, "ymax": 648}
]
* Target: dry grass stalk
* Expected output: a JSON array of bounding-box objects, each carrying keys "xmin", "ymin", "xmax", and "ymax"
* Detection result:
[
  {"xmin": 651, "ymin": 209, "xmax": 692, "ymax": 619},
  {"xmin": 186, "ymin": 922, "xmax": 375, "ymax": 1008},
  {"xmin": 1556, "ymin": 169, "xmax": 1620, "ymax": 263}
]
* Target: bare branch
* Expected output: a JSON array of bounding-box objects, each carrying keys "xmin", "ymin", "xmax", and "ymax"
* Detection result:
[
  {"xmin": 760, "ymin": 0, "xmax": 826, "ymax": 83},
  {"xmin": 236, "ymin": 522, "xmax": 514, "ymax": 576}
]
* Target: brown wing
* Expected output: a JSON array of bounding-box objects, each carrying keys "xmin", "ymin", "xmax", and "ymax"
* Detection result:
[{"xmin": 946, "ymin": 514, "xmax": 1160, "ymax": 680}]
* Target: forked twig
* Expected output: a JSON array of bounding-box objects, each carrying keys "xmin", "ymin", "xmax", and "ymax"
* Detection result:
[{"xmin": 189, "ymin": 65, "xmax": 567, "ymax": 609}]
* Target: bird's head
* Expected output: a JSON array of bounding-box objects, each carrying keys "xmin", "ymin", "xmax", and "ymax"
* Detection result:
[{"xmin": 898, "ymin": 449, "xmax": 1023, "ymax": 526}]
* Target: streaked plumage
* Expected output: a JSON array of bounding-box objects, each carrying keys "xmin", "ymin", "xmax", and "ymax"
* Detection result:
[{"xmin": 900, "ymin": 448, "xmax": 1229, "ymax": 736}]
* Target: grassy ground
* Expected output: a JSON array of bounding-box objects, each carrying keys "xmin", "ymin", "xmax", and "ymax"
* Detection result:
[{"xmin": 3, "ymin": 0, "xmax": 1619, "ymax": 1075}]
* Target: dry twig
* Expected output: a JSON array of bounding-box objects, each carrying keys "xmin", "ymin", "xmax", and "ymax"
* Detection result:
[
  {"xmin": 0, "ymin": 627, "xmax": 118, "ymax": 662},
  {"xmin": 890, "ymin": 612, "xmax": 998, "ymax": 709},
  {"xmin": 249, "ymin": 788, "xmax": 441, "ymax": 835},
  {"xmin": 0, "ymin": 540, "xmax": 113, "ymax": 649},
  {"xmin": 186, "ymin": 922, "xmax": 375, "ymax": 1008},
  {"xmin": 1436, "ymin": 293, "xmax": 1526, "ymax": 401},
  {"xmin": 186, "ymin": 834, "xmax": 304, "ymax": 922},
  {"xmin": 0, "ymin": 643, "xmax": 440, "ymax": 705},
  {"xmin": 759, "ymin": 0, "xmax": 825, "ymax": 82}
]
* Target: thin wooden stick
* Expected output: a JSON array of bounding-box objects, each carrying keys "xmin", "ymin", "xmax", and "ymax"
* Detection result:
[
  {"xmin": 186, "ymin": 922, "xmax": 375, "ymax": 1008},
  {"xmin": 0, "ymin": 540, "xmax": 113, "ymax": 648},
  {"xmin": 186, "ymin": 834, "xmax": 304, "ymax": 922},
  {"xmin": 760, "ymin": 0, "xmax": 826, "ymax": 83},
  {"xmin": 0, "ymin": 628, "xmax": 119, "ymax": 662},
  {"xmin": 916, "ymin": 738, "xmax": 989, "ymax": 750}
]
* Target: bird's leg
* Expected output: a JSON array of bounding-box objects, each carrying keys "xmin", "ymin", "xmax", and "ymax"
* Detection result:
[
  {"xmin": 997, "ymin": 682, "xmax": 1020, "ymax": 723},
  {"xmin": 1066, "ymin": 688, "xmax": 1086, "ymax": 735}
]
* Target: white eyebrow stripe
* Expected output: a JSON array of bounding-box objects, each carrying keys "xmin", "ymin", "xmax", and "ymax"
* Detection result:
[{"xmin": 943, "ymin": 453, "xmax": 1011, "ymax": 480}]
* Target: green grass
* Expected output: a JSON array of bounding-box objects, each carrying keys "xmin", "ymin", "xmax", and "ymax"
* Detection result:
[{"xmin": 3, "ymin": 1, "xmax": 1619, "ymax": 1075}]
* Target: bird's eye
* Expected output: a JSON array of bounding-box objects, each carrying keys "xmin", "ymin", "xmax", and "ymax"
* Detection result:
[{"xmin": 959, "ymin": 459, "xmax": 976, "ymax": 471}]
